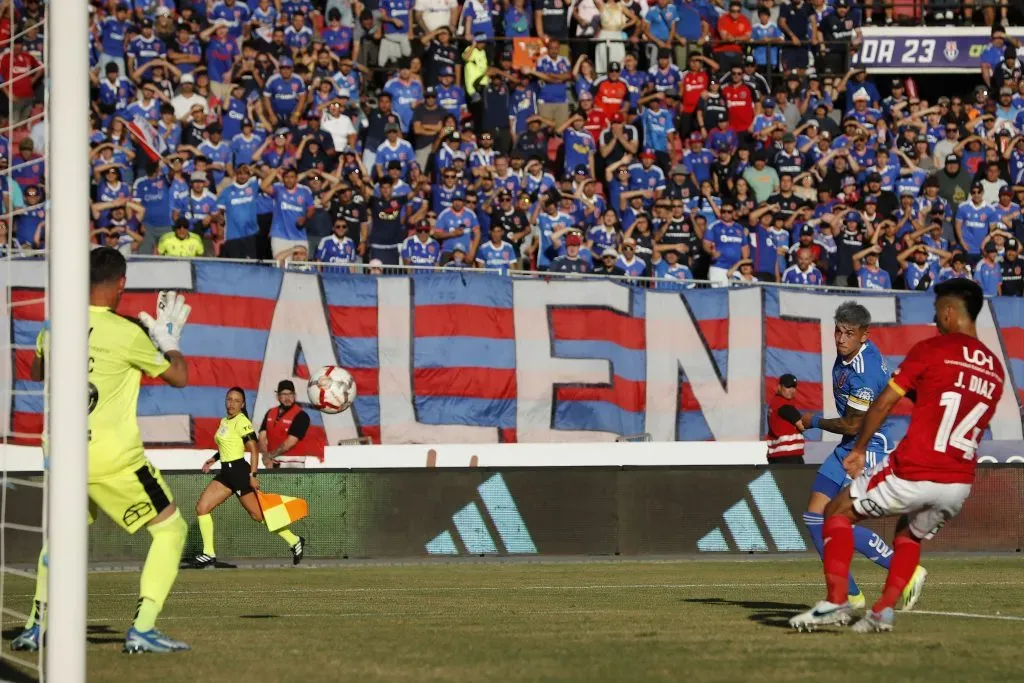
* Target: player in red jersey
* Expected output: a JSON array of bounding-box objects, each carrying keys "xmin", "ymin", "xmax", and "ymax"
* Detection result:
[{"xmin": 791, "ymin": 280, "xmax": 1005, "ymax": 633}]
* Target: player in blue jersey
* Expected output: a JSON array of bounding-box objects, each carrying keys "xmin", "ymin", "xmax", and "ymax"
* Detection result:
[{"xmin": 799, "ymin": 302, "xmax": 927, "ymax": 611}]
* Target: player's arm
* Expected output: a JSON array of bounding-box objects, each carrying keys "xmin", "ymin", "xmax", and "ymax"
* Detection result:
[
  {"xmin": 159, "ymin": 351, "xmax": 189, "ymax": 388},
  {"xmin": 804, "ymin": 405, "xmax": 866, "ymax": 437},
  {"xmin": 841, "ymin": 384, "xmax": 902, "ymax": 476}
]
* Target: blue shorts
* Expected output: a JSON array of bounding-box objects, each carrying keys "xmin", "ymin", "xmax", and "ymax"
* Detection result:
[{"xmin": 812, "ymin": 450, "xmax": 885, "ymax": 499}]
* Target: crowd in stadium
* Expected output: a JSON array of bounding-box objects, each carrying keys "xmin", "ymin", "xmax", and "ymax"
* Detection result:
[{"xmin": 2, "ymin": 0, "xmax": 1024, "ymax": 294}]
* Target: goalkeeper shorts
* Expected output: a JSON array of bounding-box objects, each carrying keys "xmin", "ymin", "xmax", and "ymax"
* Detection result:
[{"xmin": 88, "ymin": 461, "xmax": 174, "ymax": 534}]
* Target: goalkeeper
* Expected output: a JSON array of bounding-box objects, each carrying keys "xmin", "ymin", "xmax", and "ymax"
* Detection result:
[{"xmin": 12, "ymin": 248, "xmax": 194, "ymax": 654}]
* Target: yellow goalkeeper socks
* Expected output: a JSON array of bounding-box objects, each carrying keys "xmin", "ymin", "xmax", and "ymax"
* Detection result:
[
  {"xmin": 277, "ymin": 528, "xmax": 300, "ymax": 547},
  {"xmin": 197, "ymin": 513, "xmax": 216, "ymax": 556},
  {"xmin": 25, "ymin": 545, "xmax": 47, "ymax": 629},
  {"xmin": 134, "ymin": 509, "xmax": 186, "ymax": 633}
]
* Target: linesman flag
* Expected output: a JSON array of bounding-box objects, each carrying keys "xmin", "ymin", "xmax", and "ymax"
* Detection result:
[{"xmin": 257, "ymin": 492, "xmax": 309, "ymax": 532}]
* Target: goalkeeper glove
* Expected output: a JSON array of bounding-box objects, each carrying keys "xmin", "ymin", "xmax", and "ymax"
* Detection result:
[{"xmin": 138, "ymin": 290, "xmax": 191, "ymax": 354}]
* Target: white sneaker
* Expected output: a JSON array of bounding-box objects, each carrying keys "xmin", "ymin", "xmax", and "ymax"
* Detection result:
[
  {"xmin": 789, "ymin": 601, "xmax": 853, "ymax": 632},
  {"xmin": 851, "ymin": 607, "xmax": 894, "ymax": 633},
  {"xmin": 898, "ymin": 566, "xmax": 927, "ymax": 611}
]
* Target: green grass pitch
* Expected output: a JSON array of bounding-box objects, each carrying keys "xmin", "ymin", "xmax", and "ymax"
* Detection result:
[{"xmin": 3, "ymin": 557, "xmax": 1023, "ymax": 682}]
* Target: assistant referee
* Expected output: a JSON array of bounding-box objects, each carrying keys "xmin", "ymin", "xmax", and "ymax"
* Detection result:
[{"xmin": 192, "ymin": 387, "xmax": 306, "ymax": 568}]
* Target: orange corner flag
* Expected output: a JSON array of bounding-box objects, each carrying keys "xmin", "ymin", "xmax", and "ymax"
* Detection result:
[{"xmin": 257, "ymin": 491, "xmax": 309, "ymax": 532}]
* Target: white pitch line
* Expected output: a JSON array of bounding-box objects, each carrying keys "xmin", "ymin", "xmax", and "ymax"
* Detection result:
[
  {"xmin": 18, "ymin": 579, "xmax": 1019, "ymax": 599},
  {"xmin": 905, "ymin": 610, "xmax": 1024, "ymax": 623}
]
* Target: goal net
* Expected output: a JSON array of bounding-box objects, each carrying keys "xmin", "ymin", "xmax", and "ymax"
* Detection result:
[{"xmin": 0, "ymin": 0, "xmax": 89, "ymax": 680}]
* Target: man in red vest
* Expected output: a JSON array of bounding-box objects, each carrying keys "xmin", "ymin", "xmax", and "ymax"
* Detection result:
[
  {"xmin": 766, "ymin": 373, "xmax": 806, "ymax": 463},
  {"xmin": 259, "ymin": 380, "xmax": 316, "ymax": 468}
]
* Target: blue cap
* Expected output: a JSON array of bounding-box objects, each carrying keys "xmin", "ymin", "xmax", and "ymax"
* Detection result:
[
  {"xmin": 279, "ymin": 56, "xmax": 294, "ymax": 67},
  {"xmin": 473, "ymin": 33, "xmax": 487, "ymax": 42},
  {"xmin": 440, "ymin": 65, "xmax": 455, "ymax": 77},
  {"xmin": 763, "ymin": 97, "xmax": 776, "ymax": 108},
  {"xmin": 452, "ymin": 187, "xmax": 466, "ymax": 200}
]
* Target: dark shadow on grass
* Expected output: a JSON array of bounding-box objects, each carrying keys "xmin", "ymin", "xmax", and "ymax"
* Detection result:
[
  {"xmin": 86, "ymin": 624, "xmax": 122, "ymax": 645},
  {"xmin": 683, "ymin": 597, "xmax": 836, "ymax": 631},
  {"xmin": 0, "ymin": 659, "xmax": 36, "ymax": 683}
]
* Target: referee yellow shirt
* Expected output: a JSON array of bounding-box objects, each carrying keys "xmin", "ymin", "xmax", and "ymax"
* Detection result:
[
  {"xmin": 214, "ymin": 413, "xmax": 257, "ymax": 464},
  {"xmin": 158, "ymin": 231, "xmax": 205, "ymax": 257},
  {"xmin": 87, "ymin": 306, "xmax": 170, "ymax": 479}
]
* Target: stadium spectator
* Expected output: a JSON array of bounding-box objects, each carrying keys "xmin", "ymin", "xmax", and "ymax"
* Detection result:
[{"xmin": 259, "ymin": 380, "xmax": 317, "ymax": 468}]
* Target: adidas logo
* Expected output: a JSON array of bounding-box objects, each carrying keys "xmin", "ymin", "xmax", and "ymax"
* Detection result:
[
  {"xmin": 697, "ymin": 472, "xmax": 806, "ymax": 552},
  {"xmin": 425, "ymin": 474, "xmax": 537, "ymax": 555}
]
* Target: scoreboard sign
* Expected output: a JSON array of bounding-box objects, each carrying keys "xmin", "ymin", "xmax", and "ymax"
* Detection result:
[{"xmin": 852, "ymin": 27, "xmax": 1023, "ymax": 72}]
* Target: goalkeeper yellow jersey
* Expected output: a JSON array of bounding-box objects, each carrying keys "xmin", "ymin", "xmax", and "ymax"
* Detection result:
[
  {"xmin": 157, "ymin": 232, "xmax": 204, "ymax": 257},
  {"xmin": 86, "ymin": 305, "xmax": 170, "ymax": 479},
  {"xmin": 214, "ymin": 413, "xmax": 256, "ymax": 464}
]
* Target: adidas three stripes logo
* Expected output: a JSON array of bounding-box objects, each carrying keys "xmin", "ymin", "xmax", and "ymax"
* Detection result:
[
  {"xmin": 426, "ymin": 474, "xmax": 538, "ymax": 555},
  {"xmin": 697, "ymin": 472, "xmax": 807, "ymax": 552}
]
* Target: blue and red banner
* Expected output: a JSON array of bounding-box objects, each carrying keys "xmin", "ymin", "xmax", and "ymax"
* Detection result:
[{"xmin": 5, "ymin": 261, "xmax": 1023, "ymax": 452}]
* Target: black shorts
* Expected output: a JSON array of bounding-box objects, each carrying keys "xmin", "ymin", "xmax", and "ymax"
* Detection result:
[{"xmin": 214, "ymin": 459, "xmax": 255, "ymax": 497}]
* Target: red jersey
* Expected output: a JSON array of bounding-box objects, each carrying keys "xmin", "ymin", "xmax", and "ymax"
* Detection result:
[
  {"xmin": 721, "ymin": 82, "xmax": 755, "ymax": 132},
  {"xmin": 594, "ymin": 79, "xmax": 629, "ymax": 118},
  {"xmin": 888, "ymin": 332, "xmax": 1005, "ymax": 484},
  {"xmin": 765, "ymin": 394, "xmax": 805, "ymax": 460},
  {"xmin": 1, "ymin": 52, "xmax": 39, "ymax": 98},
  {"xmin": 680, "ymin": 71, "xmax": 709, "ymax": 114},
  {"xmin": 584, "ymin": 108, "xmax": 610, "ymax": 143}
]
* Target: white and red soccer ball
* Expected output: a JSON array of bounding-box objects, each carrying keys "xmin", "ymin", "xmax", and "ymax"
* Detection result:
[{"xmin": 307, "ymin": 365, "xmax": 357, "ymax": 414}]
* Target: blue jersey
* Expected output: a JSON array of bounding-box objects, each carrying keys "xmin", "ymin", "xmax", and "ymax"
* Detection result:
[
  {"xmin": 269, "ymin": 182, "xmax": 315, "ymax": 240},
  {"xmin": 204, "ymin": 37, "xmax": 239, "ymax": 83},
  {"xmin": 171, "ymin": 37, "xmax": 202, "ymax": 74},
  {"xmin": 653, "ymin": 260, "xmax": 695, "ymax": 290},
  {"xmin": 705, "ymin": 220, "xmax": 747, "ymax": 269},
  {"xmin": 682, "ymin": 148, "xmax": 714, "ymax": 185},
  {"xmin": 284, "ymin": 25, "xmax": 314, "ymax": 52},
  {"xmin": 620, "ymin": 68, "xmax": 648, "ymax": 108},
  {"xmin": 431, "ymin": 183, "xmax": 462, "ymax": 214},
  {"xmin": 100, "ymin": 17, "xmax": 130, "ymax": 57},
  {"xmin": 475, "ymin": 240, "xmax": 516, "ymax": 275},
  {"xmin": 856, "ymin": 266, "xmax": 891, "ymax": 290},
  {"xmin": 231, "ymin": 132, "xmax": 264, "ymax": 166},
  {"xmin": 534, "ymin": 55, "xmax": 570, "ymax": 104},
  {"xmin": 751, "ymin": 22, "xmax": 783, "ymax": 65},
  {"xmin": 648, "ymin": 64, "xmax": 682, "ymax": 94},
  {"xmin": 956, "ymin": 201, "xmax": 993, "ymax": 254},
  {"xmin": 217, "ymin": 178, "xmax": 261, "ymax": 240},
  {"xmin": 974, "ymin": 259, "xmax": 1002, "ymax": 296},
  {"xmin": 263, "ymin": 74, "xmax": 306, "ymax": 117},
  {"xmin": 379, "ymin": 0, "xmax": 412, "ymax": 35},
  {"xmin": 563, "ymin": 128, "xmax": 595, "ymax": 174},
  {"xmin": 210, "ymin": 1, "xmax": 250, "ymax": 38},
  {"xmin": 903, "ymin": 261, "xmax": 938, "ymax": 290},
  {"xmin": 781, "ymin": 264, "xmax": 824, "ymax": 285},
  {"xmin": 315, "ymin": 234, "xmax": 357, "ymax": 270},
  {"xmin": 375, "ymin": 139, "xmax": 416, "ymax": 178},
  {"xmin": 640, "ymin": 107, "xmax": 674, "ymax": 153},
  {"xmin": 628, "ymin": 163, "xmax": 666, "ymax": 195},
  {"xmin": 322, "ymin": 26, "xmax": 354, "ymax": 58},
  {"xmin": 435, "ymin": 207, "xmax": 480, "ymax": 255},
  {"xmin": 132, "ymin": 175, "xmax": 172, "ymax": 227},
  {"xmin": 127, "ymin": 35, "xmax": 165, "ymax": 67},
  {"xmin": 400, "ymin": 235, "xmax": 441, "ymax": 266},
  {"xmin": 124, "ymin": 99, "xmax": 161, "ymax": 125},
  {"xmin": 831, "ymin": 340, "xmax": 894, "ymax": 456},
  {"xmin": 197, "ymin": 140, "xmax": 232, "ymax": 186},
  {"xmin": 523, "ymin": 172, "xmax": 557, "ymax": 197},
  {"xmin": 537, "ymin": 211, "xmax": 574, "ymax": 269},
  {"xmin": 753, "ymin": 225, "xmax": 790, "ymax": 275},
  {"xmin": 383, "ymin": 78, "xmax": 423, "ymax": 132},
  {"xmin": 172, "ymin": 190, "xmax": 218, "ymax": 232},
  {"xmin": 436, "ymin": 84, "xmax": 466, "ymax": 119}
]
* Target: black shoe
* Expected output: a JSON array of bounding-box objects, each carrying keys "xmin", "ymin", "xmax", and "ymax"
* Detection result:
[
  {"xmin": 192, "ymin": 553, "xmax": 216, "ymax": 568},
  {"xmin": 291, "ymin": 537, "xmax": 305, "ymax": 565}
]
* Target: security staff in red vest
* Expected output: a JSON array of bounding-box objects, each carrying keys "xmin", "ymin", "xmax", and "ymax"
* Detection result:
[
  {"xmin": 259, "ymin": 380, "xmax": 314, "ymax": 468},
  {"xmin": 766, "ymin": 373, "xmax": 806, "ymax": 463}
]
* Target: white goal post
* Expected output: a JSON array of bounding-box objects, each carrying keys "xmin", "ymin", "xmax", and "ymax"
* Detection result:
[{"xmin": 46, "ymin": 0, "xmax": 91, "ymax": 679}]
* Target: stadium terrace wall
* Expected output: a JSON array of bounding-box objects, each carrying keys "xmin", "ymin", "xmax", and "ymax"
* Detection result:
[
  {"xmin": 4, "ymin": 261, "xmax": 1024, "ymax": 454},
  {"xmin": 4, "ymin": 467, "xmax": 1023, "ymax": 563}
]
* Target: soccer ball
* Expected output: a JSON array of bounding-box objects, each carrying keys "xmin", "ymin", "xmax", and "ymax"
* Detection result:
[{"xmin": 307, "ymin": 366, "xmax": 356, "ymax": 414}]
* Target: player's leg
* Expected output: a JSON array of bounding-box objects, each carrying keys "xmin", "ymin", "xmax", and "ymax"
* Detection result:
[
  {"xmin": 791, "ymin": 486, "xmax": 861, "ymax": 631},
  {"xmin": 90, "ymin": 463, "xmax": 190, "ymax": 653},
  {"xmin": 11, "ymin": 545, "xmax": 47, "ymax": 651},
  {"xmin": 193, "ymin": 479, "xmax": 233, "ymax": 567},
  {"xmin": 237, "ymin": 493, "xmax": 305, "ymax": 565},
  {"xmin": 806, "ymin": 455, "xmax": 864, "ymax": 604}
]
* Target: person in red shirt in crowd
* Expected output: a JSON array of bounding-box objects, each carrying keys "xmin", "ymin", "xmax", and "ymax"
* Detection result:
[
  {"xmin": 715, "ymin": 0, "xmax": 751, "ymax": 73},
  {"xmin": 594, "ymin": 61, "xmax": 629, "ymax": 119},
  {"xmin": 766, "ymin": 373, "xmax": 806, "ymax": 463},
  {"xmin": 678, "ymin": 53, "xmax": 719, "ymax": 138},
  {"xmin": 0, "ymin": 42, "xmax": 41, "ymax": 123},
  {"xmin": 578, "ymin": 91, "xmax": 609, "ymax": 143},
  {"xmin": 721, "ymin": 64, "xmax": 756, "ymax": 134}
]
